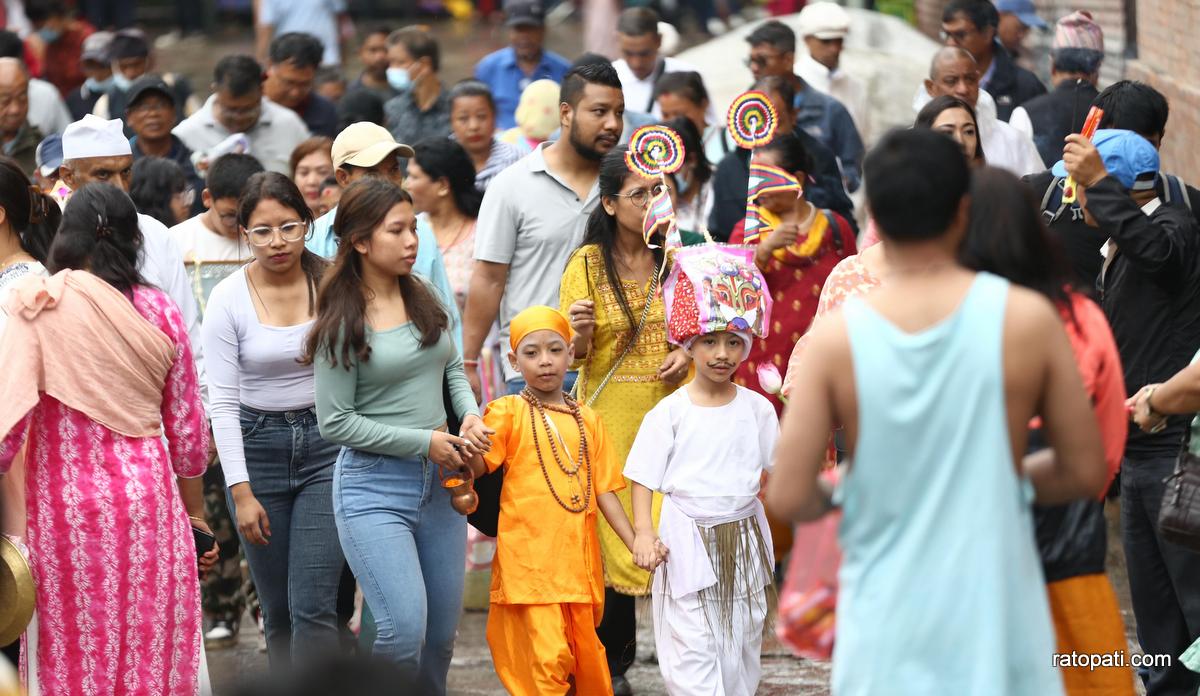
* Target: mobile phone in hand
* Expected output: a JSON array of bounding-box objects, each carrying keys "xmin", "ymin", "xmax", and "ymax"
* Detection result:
[{"xmin": 193, "ymin": 526, "xmax": 217, "ymax": 558}]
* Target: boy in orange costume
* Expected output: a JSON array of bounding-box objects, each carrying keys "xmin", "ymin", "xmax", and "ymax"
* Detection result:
[{"xmin": 467, "ymin": 305, "xmax": 660, "ymax": 695}]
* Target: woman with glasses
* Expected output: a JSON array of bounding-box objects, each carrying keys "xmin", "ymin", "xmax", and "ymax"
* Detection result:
[
  {"xmin": 729, "ymin": 132, "xmax": 856, "ymax": 416},
  {"xmin": 559, "ymin": 146, "xmax": 691, "ymax": 689},
  {"xmin": 130, "ymin": 156, "xmax": 194, "ymax": 227},
  {"xmin": 201, "ymin": 171, "xmax": 343, "ymax": 670}
]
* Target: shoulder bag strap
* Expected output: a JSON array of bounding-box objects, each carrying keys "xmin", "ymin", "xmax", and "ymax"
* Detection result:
[{"xmin": 571, "ymin": 267, "xmax": 661, "ymax": 407}]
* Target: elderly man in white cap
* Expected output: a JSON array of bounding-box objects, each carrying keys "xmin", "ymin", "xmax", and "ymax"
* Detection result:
[
  {"xmin": 795, "ymin": 2, "xmax": 870, "ymax": 143},
  {"xmin": 306, "ymin": 121, "xmax": 460, "ymax": 347},
  {"xmin": 59, "ymin": 114, "xmax": 202, "ymax": 389}
]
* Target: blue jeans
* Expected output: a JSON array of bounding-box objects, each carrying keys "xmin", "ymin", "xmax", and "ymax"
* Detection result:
[
  {"xmin": 333, "ymin": 448, "xmax": 466, "ymax": 693},
  {"xmin": 505, "ymin": 370, "xmax": 578, "ymax": 396},
  {"xmin": 225, "ymin": 405, "xmax": 344, "ymax": 669}
]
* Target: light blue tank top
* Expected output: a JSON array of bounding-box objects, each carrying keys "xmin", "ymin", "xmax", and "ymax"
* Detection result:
[{"xmin": 832, "ymin": 272, "xmax": 1063, "ymax": 696}]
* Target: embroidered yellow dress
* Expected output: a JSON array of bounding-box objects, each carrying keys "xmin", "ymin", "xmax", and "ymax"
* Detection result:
[{"xmin": 559, "ymin": 244, "xmax": 679, "ymax": 595}]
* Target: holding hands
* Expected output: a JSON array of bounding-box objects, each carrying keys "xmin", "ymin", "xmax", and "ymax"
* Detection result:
[
  {"xmin": 632, "ymin": 531, "xmax": 670, "ymax": 571},
  {"xmin": 1127, "ymin": 384, "xmax": 1168, "ymax": 434}
]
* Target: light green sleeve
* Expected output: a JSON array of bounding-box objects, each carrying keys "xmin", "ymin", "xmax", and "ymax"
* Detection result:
[
  {"xmin": 445, "ymin": 343, "xmax": 481, "ymax": 422},
  {"xmin": 314, "ymin": 355, "xmax": 434, "ymax": 459}
]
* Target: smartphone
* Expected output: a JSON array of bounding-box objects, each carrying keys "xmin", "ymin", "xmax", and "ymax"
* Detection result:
[{"xmin": 193, "ymin": 526, "xmax": 217, "ymax": 557}]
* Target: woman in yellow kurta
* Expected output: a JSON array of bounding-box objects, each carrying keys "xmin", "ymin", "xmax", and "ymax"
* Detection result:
[
  {"xmin": 560, "ymin": 148, "xmax": 690, "ymax": 688},
  {"xmin": 472, "ymin": 306, "xmax": 645, "ymax": 696}
]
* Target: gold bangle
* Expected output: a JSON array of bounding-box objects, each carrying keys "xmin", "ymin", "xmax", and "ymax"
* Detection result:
[{"xmin": 188, "ymin": 515, "xmax": 206, "ymax": 524}]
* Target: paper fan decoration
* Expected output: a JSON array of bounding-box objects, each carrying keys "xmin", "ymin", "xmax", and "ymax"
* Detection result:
[
  {"xmin": 727, "ymin": 91, "xmax": 777, "ymax": 149},
  {"xmin": 626, "ymin": 125, "xmax": 685, "ymax": 177}
]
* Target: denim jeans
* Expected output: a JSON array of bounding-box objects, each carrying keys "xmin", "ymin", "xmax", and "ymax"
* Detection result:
[
  {"xmin": 225, "ymin": 406, "xmax": 344, "ymax": 670},
  {"xmin": 333, "ymin": 448, "xmax": 467, "ymax": 694}
]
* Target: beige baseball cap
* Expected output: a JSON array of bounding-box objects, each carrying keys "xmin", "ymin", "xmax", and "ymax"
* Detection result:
[{"xmin": 332, "ymin": 122, "xmax": 415, "ymax": 170}]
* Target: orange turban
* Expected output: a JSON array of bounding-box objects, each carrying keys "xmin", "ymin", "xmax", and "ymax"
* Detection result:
[{"xmin": 509, "ymin": 305, "xmax": 572, "ymax": 351}]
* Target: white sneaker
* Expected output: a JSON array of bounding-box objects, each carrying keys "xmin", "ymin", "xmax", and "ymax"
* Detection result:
[
  {"xmin": 256, "ymin": 614, "xmax": 267, "ymax": 653},
  {"xmin": 203, "ymin": 620, "xmax": 237, "ymax": 649}
]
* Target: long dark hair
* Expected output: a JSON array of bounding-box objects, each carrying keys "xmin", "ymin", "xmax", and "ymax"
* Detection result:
[
  {"xmin": 130, "ymin": 156, "xmax": 188, "ymax": 228},
  {"xmin": 49, "ymin": 183, "xmax": 146, "ymax": 294},
  {"xmin": 915, "ymin": 95, "xmax": 986, "ymax": 164},
  {"xmin": 580, "ymin": 145, "xmax": 667, "ymax": 328},
  {"xmin": 757, "ymin": 131, "xmax": 812, "ymax": 178},
  {"xmin": 0, "ymin": 156, "xmax": 60, "ymax": 262},
  {"xmin": 411, "ymin": 138, "xmax": 482, "ymax": 218},
  {"xmin": 960, "ymin": 166, "xmax": 1077, "ymax": 326},
  {"xmin": 237, "ymin": 172, "xmax": 327, "ymax": 313},
  {"xmin": 303, "ymin": 178, "xmax": 448, "ymax": 369},
  {"xmin": 662, "ymin": 116, "xmax": 711, "ymax": 187}
]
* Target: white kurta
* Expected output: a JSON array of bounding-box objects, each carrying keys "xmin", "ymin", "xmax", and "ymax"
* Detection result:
[{"xmin": 625, "ymin": 385, "xmax": 779, "ymax": 696}]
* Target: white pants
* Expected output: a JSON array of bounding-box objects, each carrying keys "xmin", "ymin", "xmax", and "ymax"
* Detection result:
[{"xmin": 651, "ymin": 585, "xmax": 768, "ymax": 696}]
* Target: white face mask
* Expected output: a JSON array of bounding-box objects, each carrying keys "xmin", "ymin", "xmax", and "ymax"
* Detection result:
[
  {"xmin": 113, "ymin": 72, "xmax": 134, "ymax": 91},
  {"xmin": 386, "ymin": 67, "xmax": 412, "ymax": 92}
]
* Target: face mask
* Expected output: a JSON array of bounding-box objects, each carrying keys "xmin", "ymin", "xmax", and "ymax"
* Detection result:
[
  {"xmin": 386, "ymin": 67, "xmax": 412, "ymax": 92},
  {"xmin": 84, "ymin": 76, "xmax": 114, "ymax": 94},
  {"xmin": 112, "ymin": 72, "xmax": 133, "ymax": 91},
  {"xmin": 37, "ymin": 27, "xmax": 61, "ymax": 43}
]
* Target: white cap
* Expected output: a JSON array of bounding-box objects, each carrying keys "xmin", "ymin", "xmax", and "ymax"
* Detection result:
[
  {"xmin": 61, "ymin": 115, "xmax": 132, "ymax": 160},
  {"xmin": 797, "ymin": 2, "xmax": 850, "ymax": 40}
]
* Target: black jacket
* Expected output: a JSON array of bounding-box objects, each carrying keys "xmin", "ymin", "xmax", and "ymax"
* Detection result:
[
  {"xmin": 1091, "ymin": 176, "xmax": 1200, "ymax": 458},
  {"xmin": 984, "ymin": 41, "xmax": 1047, "ymax": 122},
  {"xmin": 1024, "ymin": 170, "xmax": 1200, "ymax": 291},
  {"xmin": 1019, "ymin": 79, "xmax": 1099, "ymax": 167},
  {"xmin": 707, "ymin": 127, "xmax": 855, "ymax": 242},
  {"xmin": 300, "ymin": 94, "xmax": 339, "ymax": 138}
]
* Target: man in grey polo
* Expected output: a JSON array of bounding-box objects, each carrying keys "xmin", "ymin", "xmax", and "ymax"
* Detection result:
[
  {"xmin": 462, "ymin": 62, "xmax": 624, "ymax": 396},
  {"xmin": 173, "ymin": 54, "xmax": 309, "ymax": 174}
]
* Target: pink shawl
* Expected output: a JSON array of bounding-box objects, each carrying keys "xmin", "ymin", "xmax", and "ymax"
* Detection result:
[{"xmin": 0, "ymin": 270, "xmax": 174, "ymax": 440}]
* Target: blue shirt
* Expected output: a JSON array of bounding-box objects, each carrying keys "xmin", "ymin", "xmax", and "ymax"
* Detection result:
[
  {"xmin": 793, "ymin": 83, "xmax": 864, "ymax": 193},
  {"xmin": 306, "ymin": 206, "xmax": 463, "ymax": 350},
  {"xmin": 474, "ymin": 47, "xmax": 572, "ymax": 130}
]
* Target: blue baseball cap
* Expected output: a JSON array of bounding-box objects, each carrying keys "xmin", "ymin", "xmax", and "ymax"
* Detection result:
[
  {"xmin": 35, "ymin": 133, "xmax": 63, "ymax": 179},
  {"xmin": 1051, "ymin": 129, "xmax": 1160, "ymax": 191},
  {"xmin": 996, "ymin": 0, "xmax": 1047, "ymax": 30}
]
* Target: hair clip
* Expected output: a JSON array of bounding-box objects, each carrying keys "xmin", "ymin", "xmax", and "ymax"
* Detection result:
[{"xmin": 96, "ymin": 213, "xmax": 112, "ymax": 239}]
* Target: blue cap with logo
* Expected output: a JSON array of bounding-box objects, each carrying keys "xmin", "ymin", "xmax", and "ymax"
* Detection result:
[
  {"xmin": 996, "ymin": 0, "xmax": 1047, "ymax": 30},
  {"xmin": 1051, "ymin": 129, "xmax": 1160, "ymax": 191}
]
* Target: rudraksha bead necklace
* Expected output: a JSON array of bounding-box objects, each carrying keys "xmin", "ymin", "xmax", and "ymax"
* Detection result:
[{"xmin": 521, "ymin": 388, "xmax": 593, "ymax": 513}]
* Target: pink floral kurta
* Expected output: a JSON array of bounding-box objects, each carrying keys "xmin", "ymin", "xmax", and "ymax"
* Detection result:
[{"xmin": 0, "ymin": 286, "xmax": 208, "ymax": 696}]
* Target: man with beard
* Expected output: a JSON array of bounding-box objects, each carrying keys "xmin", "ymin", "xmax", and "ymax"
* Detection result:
[
  {"xmin": 474, "ymin": 0, "xmax": 571, "ymax": 130},
  {"xmin": 463, "ymin": 62, "xmax": 623, "ymax": 397}
]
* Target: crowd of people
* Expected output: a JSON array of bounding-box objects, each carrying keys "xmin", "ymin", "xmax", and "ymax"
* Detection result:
[{"xmin": 0, "ymin": 0, "xmax": 1199, "ymax": 695}]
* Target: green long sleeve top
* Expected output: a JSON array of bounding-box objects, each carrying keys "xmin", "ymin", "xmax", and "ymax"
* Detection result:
[{"xmin": 315, "ymin": 322, "xmax": 480, "ymax": 458}]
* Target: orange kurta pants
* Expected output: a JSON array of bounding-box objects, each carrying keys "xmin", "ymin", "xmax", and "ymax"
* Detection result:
[
  {"xmin": 1047, "ymin": 574, "xmax": 1136, "ymax": 696},
  {"xmin": 486, "ymin": 602, "xmax": 613, "ymax": 696}
]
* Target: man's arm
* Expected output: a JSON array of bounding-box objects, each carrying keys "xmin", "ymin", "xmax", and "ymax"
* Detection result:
[
  {"xmin": 766, "ymin": 315, "xmax": 843, "ymax": 523},
  {"xmin": 827, "ymin": 99, "xmax": 864, "ymax": 193},
  {"xmin": 253, "ymin": 0, "xmax": 273, "ymax": 64},
  {"xmin": 1021, "ymin": 298, "xmax": 1107, "ymax": 503},
  {"xmin": 462, "ymin": 261, "xmax": 509, "ymax": 362}
]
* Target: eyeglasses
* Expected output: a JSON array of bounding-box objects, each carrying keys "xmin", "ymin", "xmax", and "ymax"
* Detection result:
[
  {"xmin": 613, "ymin": 183, "xmax": 670, "ymax": 209},
  {"xmin": 244, "ymin": 221, "xmax": 308, "ymax": 246}
]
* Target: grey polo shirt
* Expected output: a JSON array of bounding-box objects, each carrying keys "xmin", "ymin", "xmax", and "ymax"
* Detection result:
[
  {"xmin": 172, "ymin": 95, "xmax": 310, "ymax": 175},
  {"xmin": 474, "ymin": 142, "xmax": 600, "ymax": 381}
]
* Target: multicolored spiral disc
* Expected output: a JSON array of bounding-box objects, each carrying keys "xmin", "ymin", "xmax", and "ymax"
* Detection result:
[
  {"xmin": 625, "ymin": 125, "xmax": 685, "ymax": 177},
  {"xmin": 727, "ymin": 91, "xmax": 777, "ymax": 149}
]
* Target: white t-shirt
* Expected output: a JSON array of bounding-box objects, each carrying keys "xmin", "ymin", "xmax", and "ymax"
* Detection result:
[
  {"xmin": 170, "ymin": 213, "xmax": 250, "ymax": 263},
  {"xmin": 624, "ymin": 385, "xmax": 779, "ymax": 516}
]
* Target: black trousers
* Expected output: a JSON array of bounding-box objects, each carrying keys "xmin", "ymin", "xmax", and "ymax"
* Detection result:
[
  {"xmin": 1122, "ymin": 456, "xmax": 1200, "ymax": 696},
  {"xmin": 597, "ymin": 589, "xmax": 636, "ymax": 677}
]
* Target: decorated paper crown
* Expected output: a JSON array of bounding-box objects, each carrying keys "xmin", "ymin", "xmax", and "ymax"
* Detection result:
[{"xmin": 663, "ymin": 243, "xmax": 772, "ymax": 346}]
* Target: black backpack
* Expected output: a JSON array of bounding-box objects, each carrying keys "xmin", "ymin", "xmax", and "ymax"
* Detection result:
[{"xmin": 1039, "ymin": 173, "xmax": 1193, "ymax": 225}]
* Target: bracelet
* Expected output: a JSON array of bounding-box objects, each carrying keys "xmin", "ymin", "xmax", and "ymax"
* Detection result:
[
  {"xmin": 1146, "ymin": 387, "xmax": 1165, "ymax": 419},
  {"xmin": 188, "ymin": 515, "xmax": 206, "ymax": 525},
  {"xmin": 463, "ymin": 358, "xmax": 480, "ymax": 368}
]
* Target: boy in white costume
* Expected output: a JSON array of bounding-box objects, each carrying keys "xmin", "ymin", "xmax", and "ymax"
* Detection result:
[{"xmin": 625, "ymin": 243, "xmax": 779, "ymax": 696}]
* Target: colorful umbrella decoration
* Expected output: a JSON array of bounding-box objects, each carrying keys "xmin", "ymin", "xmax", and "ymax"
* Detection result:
[
  {"xmin": 727, "ymin": 91, "xmax": 778, "ymax": 150},
  {"xmin": 626, "ymin": 124, "xmax": 687, "ymax": 251},
  {"xmin": 743, "ymin": 162, "xmax": 804, "ymax": 244}
]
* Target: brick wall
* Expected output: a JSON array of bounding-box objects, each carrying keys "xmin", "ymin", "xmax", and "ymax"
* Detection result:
[{"xmin": 1125, "ymin": 0, "xmax": 1200, "ymax": 181}]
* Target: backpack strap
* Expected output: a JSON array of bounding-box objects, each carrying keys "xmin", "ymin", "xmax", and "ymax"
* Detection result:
[
  {"xmin": 1165, "ymin": 174, "xmax": 1193, "ymax": 213},
  {"xmin": 1040, "ymin": 176, "xmax": 1071, "ymax": 225},
  {"xmin": 823, "ymin": 209, "xmax": 844, "ymax": 254}
]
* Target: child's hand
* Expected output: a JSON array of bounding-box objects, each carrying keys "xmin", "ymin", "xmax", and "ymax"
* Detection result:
[
  {"xmin": 633, "ymin": 531, "xmax": 662, "ymax": 571},
  {"xmin": 654, "ymin": 539, "xmax": 670, "ymax": 566},
  {"xmin": 459, "ymin": 414, "xmax": 495, "ymax": 453}
]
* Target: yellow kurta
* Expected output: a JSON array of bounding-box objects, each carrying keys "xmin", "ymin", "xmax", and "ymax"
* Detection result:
[
  {"xmin": 559, "ymin": 244, "xmax": 680, "ymax": 595},
  {"xmin": 481, "ymin": 395, "xmax": 624, "ymax": 696}
]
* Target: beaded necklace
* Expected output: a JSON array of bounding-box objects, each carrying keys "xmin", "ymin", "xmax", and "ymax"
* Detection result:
[{"xmin": 521, "ymin": 388, "xmax": 593, "ymax": 513}]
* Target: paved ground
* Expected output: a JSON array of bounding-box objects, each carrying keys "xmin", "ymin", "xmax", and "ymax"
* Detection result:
[{"xmin": 170, "ymin": 15, "xmax": 1149, "ymax": 696}]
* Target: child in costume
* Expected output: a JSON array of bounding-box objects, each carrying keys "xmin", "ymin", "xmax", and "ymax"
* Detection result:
[
  {"xmin": 625, "ymin": 244, "xmax": 779, "ymax": 696},
  {"xmin": 466, "ymin": 305, "xmax": 659, "ymax": 696}
]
